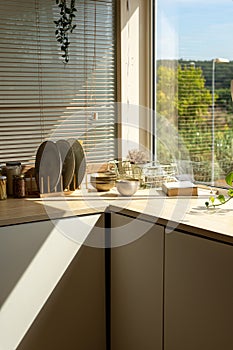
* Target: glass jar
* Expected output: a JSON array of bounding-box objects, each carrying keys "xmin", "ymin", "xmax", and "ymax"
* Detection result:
[
  {"xmin": 144, "ymin": 162, "xmax": 167, "ymax": 188},
  {"xmin": 6, "ymin": 161, "xmax": 21, "ymax": 196},
  {"xmin": 13, "ymin": 174, "xmax": 26, "ymax": 198},
  {"xmin": 0, "ymin": 176, "xmax": 7, "ymax": 200},
  {"xmin": 25, "ymin": 177, "xmax": 38, "ymax": 195}
]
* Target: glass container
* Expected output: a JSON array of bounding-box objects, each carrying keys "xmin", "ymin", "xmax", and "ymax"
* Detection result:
[
  {"xmin": 144, "ymin": 162, "xmax": 167, "ymax": 188},
  {"xmin": 6, "ymin": 161, "xmax": 21, "ymax": 196},
  {"xmin": 13, "ymin": 174, "xmax": 26, "ymax": 198},
  {"xmin": 0, "ymin": 176, "xmax": 7, "ymax": 200}
]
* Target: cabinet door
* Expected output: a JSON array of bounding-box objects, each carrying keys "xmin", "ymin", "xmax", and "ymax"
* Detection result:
[
  {"xmin": 16, "ymin": 214, "xmax": 106, "ymax": 350},
  {"xmin": 165, "ymin": 230, "xmax": 233, "ymax": 350},
  {"xmin": 111, "ymin": 213, "xmax": 164, "ymax": 350},
  {"xmin": 0, "ymin": 214, "xmax": 105, "ymax": 350}
]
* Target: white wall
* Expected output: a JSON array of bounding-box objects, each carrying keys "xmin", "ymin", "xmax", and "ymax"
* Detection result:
[{"xmin": 120, "ymin": 0, "xmax": 152, "ymax": 158}]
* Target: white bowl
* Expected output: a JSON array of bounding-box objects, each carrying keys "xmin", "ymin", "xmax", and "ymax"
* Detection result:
[{"xmin": 116, "ymin": 179, "xmax": 139, "ymax": 196}]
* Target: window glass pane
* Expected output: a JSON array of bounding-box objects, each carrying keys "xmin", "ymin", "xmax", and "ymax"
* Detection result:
[{"xmin": 155, "ymin": 0, "xmax": 233, "ymax": 186}]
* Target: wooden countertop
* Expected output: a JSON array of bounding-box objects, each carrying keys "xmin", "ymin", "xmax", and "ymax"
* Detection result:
[
  {"xmin": 0, "ymin": 187, "xmax": 233, "ymax": 244},
  {"xmin": 0, "ymin": 192, "xmax": 105, "ymax": 226}
]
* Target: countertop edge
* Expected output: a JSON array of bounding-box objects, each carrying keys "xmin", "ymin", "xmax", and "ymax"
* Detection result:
[
  {"xmin": 1, "ymin": 195, "xmax": 233, "ymax": 245},
  {"xmin": 107, "ymin": 205, "xmax": 233, "ymax": 245}
]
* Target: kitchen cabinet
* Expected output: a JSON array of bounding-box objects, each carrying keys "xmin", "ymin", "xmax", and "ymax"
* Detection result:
[
  {"xmin": 1, "ymin": 201, "xmax": 233, "ymax": 350},
  {"xmin": 110, "ymin": 212, "xmax": 164, "ymax": 350},
  {"xmin": 164, "ymin": 230, "xmax": 233, "ymax": 350},
  {"xmin": 0, "ymin": 214, "xmax": 105, "ymax": 350},
  {"xmin": 110, "ymin": 210, "xmax": 233, "ymax": 350}
]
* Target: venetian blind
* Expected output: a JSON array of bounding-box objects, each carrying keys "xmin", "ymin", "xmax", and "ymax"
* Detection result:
[{"xmin": 0, "ymin": 0, "xmax": 116, "ymax": 164}]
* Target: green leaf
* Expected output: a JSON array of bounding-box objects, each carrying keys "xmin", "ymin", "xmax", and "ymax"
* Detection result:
[
  {"xmin": 225, "ymin": 171, "xmax": 233, "ymax": 187},
  {"xmin": 217, "ymin": 194, "xmax": 226, "ymax": 204},
  {"xmin": 210, "ymin": 196, "xmax": 215, "ymax": 204},
  {"xmin": 228, "ymin": 189, "xmax": 233, "ymax": 197}
]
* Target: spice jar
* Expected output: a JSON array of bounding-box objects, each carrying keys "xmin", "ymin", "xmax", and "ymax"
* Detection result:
[
  {"xmin": 25, "ymin": 177, "xmax": 38, "ymax": 195},
  {"xmin": 0, "ymin": 176, "xmax": 7, "ymax": 200},
  {"xmin": 6, "ymin": 161, "xmax": 21, "ymax": 196},
  {"xmin": 13, "ymin": 174, "xmax": 26, "ymax": 198}
]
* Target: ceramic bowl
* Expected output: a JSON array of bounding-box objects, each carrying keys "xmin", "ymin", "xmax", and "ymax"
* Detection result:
[{"xmin": 116, "ymin": 179, "xmax": 139, "ymax": 196}]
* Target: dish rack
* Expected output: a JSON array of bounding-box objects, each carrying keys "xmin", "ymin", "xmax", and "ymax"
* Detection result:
[
  {"xmin": 108, "ymin": 160, "xmax": 177, "ymax": 189},
  {"xmin": 35, "ymin": 139, "xmax": 86, "ymax": 197},
  {"xmin": 143, "ymin": 162, "xmax": 177, "ymax": 188}
]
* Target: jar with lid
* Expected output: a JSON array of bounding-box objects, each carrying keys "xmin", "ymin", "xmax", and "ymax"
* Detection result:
[
  {"xmin": 6, "ymin": 162, "xmax": 21, "ymax": 196},
  {"xmin": 13, "ymin": 174, "xmax": 25, "ymax": 198},
  {"xmin": 0, "ymin": 176, "xmax": 7, "ymax": 200}
]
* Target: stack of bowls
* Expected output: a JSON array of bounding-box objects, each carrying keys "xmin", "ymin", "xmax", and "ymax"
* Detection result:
[{"xmin": 90, "ymin": 171, "xmax": 117, "ymax": 192}]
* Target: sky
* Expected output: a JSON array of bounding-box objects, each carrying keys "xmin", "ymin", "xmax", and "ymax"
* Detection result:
[{"xmin": 156, "ymin": 0, "xmax": 233, "ymax": 61}]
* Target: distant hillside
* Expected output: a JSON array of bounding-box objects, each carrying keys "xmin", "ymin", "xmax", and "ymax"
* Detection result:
[{"xmin": 157, "ymin": 59, "xmax": 233, "ymax": 90}]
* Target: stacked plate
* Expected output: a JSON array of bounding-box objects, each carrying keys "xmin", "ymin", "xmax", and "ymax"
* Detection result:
[
  {"xmin": 35, "ymin": 141, "xmax": 62, "ymax": 193},
  {"xmin": 56, "ymin": 139, "xmax": 75, "ymax": 191},
  {"xmin": 68, "ymin": 138, "xmax": 86, "ymax": 191},
  {"xmin": 90, "ymin": 171, "xmax": 117, "ymax": 192},
  {"xmin": 35, "ymin": 139, "xmax": 86, "ymax": 194}
]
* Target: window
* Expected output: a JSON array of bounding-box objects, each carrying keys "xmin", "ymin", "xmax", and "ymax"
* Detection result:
[
  {"xmin": 154, "ymin": 0, "xmax": 233, "ymax": 186},
  {"xmin": 0, "ymin": 0, "xmax": 116, "ymax": 165}
]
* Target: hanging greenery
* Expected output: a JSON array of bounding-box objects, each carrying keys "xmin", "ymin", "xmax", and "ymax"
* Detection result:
[{"xmin": 54, "ymin": 0, "xmax": 77, "ymax": 64}]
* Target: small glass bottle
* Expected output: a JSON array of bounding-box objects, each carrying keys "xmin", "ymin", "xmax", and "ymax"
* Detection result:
[
  {"xmin": 0, "ymin": 176, "xmax": 7, "ymax": 200},
  {"xmin": 13, "ymin": 174, "xmax": 26, "ymax": 198}
]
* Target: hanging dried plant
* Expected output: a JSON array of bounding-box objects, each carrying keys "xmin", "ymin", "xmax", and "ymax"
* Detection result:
[{"xmin": 54, "ymin": 0, "xmax": 77, "ymax": 63}]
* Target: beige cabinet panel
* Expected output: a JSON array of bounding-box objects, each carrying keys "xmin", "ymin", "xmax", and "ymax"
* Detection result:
[
  {"xmin": 0, "ymin": 220, "xmax": 53, "ymax": 308},
  {"xmin": 111, "ymin": 213, "xmax": 164, "ymax": 350},
  {"xmin": 165, "ymin": 230, "xmax": 233, "ymax": 350},
  {"xmin": 16, "ymin": 214, "xmax": 106, "ymax": 350}
]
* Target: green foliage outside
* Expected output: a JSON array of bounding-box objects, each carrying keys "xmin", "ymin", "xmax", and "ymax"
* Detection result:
[
  {"xmin": 177, "ymin": 65, "xmax": 212, "ymax": 119},
  {"xmin": 156, "ymin": 61, "xmax": 233, "ymax": 183},
  {"xmin": 156, "ymin": 65, "xmax": 178, "ymax": 121},
  {"xmin": 215, "ymin": 88, "xmax": 233, "ymax": 112}
]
